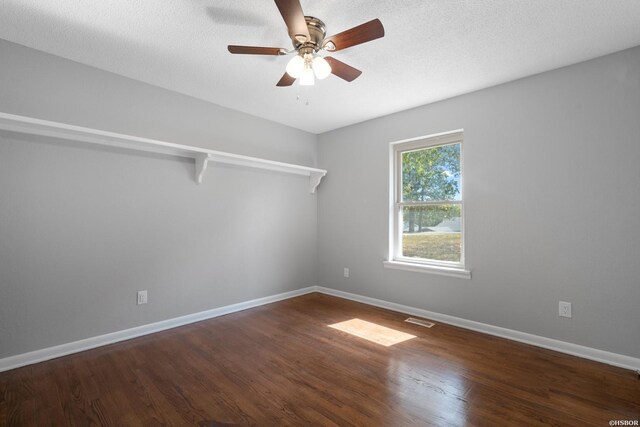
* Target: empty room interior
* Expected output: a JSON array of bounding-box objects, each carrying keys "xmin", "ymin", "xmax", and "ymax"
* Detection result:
[{"xmin": 1, "ymin": 1, "xmax": 640, "ymax": 425}]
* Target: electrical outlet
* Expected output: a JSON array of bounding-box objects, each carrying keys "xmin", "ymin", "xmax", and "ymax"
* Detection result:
[
  {"xmin": 559, "ymin": 301, "xmax": 572, "ymax": 318},
  {"xmin": 137, "ymin": 290, "xmax": 148, "ymax": 305},
  {"xmin": 343, "ymin": 267, "xmax": 350, "ymax": 278}
]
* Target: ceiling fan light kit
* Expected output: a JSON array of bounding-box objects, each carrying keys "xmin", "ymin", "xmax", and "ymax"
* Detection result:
[
  {"xmin": 299, "ymin": 59, "xmax": 315, "ymax": 86},
  {"xmin": 312, "ymin": 55, "xmax": 331, "ymax": 79},
  {"xmin": 285, "ymin": 55, "xmax": 304, "ymax": 78},
  {"xmin": 285, "ymin": 52, "xmax": 332, "ymax": 85},
  {"xmin": 228, "ymin": 0, "xmax": 385, "ymax": 87}
]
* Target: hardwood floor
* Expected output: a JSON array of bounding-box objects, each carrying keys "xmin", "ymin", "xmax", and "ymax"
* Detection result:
[{"xmin": 1, "ymin": 293, "xmax": 638, "ymax": 426}]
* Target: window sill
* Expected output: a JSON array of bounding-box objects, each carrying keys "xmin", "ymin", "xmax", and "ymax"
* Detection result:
[{"xmin": 383, "ymin": 260, "xmax": 471, "ymax": 279}]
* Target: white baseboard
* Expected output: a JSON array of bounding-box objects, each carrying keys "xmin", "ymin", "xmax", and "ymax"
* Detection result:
[
  {"xmin": 315, "ymin": 286, "xmax": 640, "ymax": 372},
  {"xmin": 0, "ymin": 286, "xmax": 316, "ymax": 373},
  {"xmin": 3, "ymin": 285, "xmax": 638, "ymax": 373}
]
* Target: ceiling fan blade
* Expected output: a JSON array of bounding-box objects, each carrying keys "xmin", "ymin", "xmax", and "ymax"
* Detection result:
[
  {"xmin": 228, "ymin": 45, "xmax": 286, "ymax": 55},
  {"xmin": 276, "ymin": 73, "xmax": 296, "ymax": 87},
  {"xmin": 325, "ymin": 57, "xmax": 362, "ymax": 82},
  {"xmin": 274, "ymin": 0, "xmax": 310, "ymax": 43},
  {"xmin": 323, "ymin": 19, "xmax": 385, "ymax": 52}
]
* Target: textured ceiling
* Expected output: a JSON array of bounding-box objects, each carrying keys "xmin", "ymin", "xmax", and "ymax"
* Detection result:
[{"xmin": 1, "ymin": 1, "xmax": 640, "ymax": 134}]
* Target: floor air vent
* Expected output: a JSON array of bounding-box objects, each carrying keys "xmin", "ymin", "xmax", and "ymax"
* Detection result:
[{"xmin": 405, "ymin": 317, "xmax": 435, "ymax": 328}]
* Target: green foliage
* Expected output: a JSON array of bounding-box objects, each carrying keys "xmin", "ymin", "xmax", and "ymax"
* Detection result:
[
  {"xmin": 402, "ymin": 143, "xmax": 460, "ymax": 202},
  {"xmin": 402, "ymin": 144, "xmax": 461, "ymax": 233}
]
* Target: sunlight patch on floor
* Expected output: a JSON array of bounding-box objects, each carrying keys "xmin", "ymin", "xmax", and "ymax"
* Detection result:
[{"xmin": 328, "ymin": 318, "xmax": 416, "ymax": 347}]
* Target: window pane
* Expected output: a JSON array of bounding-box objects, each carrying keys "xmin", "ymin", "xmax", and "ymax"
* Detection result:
[
  {"xmin": 402, "ymin": 143, "xmax": 461, "ymax": 202},
  {"xmin": 401, "ymin": 204, "xmax": 461, "ymax": 262}
]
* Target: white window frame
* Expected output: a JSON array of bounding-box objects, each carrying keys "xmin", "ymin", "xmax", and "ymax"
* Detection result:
[{"xmin": 384, "ymin": 130, "xmax": 471, "ymax": 279}]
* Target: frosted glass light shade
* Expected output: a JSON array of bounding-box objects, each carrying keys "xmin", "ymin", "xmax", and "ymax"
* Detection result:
[
  {"xmin": 285, "ymin": 55, "xmax": 304, "ymax": 78},
  {"xmin": 299, "ymin": 66, "xmax": 315, "ymax": 86},
  {"xmin": 313, "ymin": 56, "xmax": 331, "ymax": 79}
]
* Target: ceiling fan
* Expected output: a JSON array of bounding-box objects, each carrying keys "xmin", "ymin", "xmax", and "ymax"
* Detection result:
[{"xmin": 227, "ymin": 0, "xmax": 385, "ymax": 87}]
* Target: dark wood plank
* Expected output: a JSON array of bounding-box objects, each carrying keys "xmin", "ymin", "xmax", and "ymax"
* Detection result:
[
  {"xmin": 0, "ymin": 369, "xmax": 36, "ymax": 426},
  {"xmin": 1, "ymin": 293, "xmax": 638, "ymax": 426},
  {"xmin": 274, "ymin": 0, "xmax": 310, "ymax": 43},
  {"xmin": 325, "ymin": 57, "xmax": 362, "ymax": 82},
  {"xmin": 324, "ymin": 19, "xmax": 385, "ymax": 52},
  {"xmin": 227, "ymin": 45, "xmax": 285, "ymax": 56},
  {"xmin": 276, "ymin": 72, "xmax": 296, "ymax": 87}
]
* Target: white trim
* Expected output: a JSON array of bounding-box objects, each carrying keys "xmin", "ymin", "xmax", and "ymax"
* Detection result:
[
  {"xmin": 398, "ymin": 200, "xmax": 462, "ymax": 207},
  {"xmin": 0, "ymin": 287, "xmax": 316, "ymax": 373},
  {"xmin": 389, "ymin": 129, "xmax": 464, "ymax": 148},
  {"xmin": 383, "ymin": 260, "xmax": 471, "ymax": 279},
  {"xmin": 315, "ymin": 286, "xmax": 640, "ymax": 371},
  {"xmin": 3, "ymin": 285, "xmax": 637, "ymax": 373},
  {"xmin": 389, "ymin": 131, "xmax": 466, "ymax": 268},
  {"xmin": 0, "ymin": 112, "xmax": 326, "ymax": 193}
]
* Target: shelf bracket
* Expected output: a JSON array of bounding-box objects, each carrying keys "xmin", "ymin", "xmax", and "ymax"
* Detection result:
[
  {"xmin": 309, "ymin": 171, "xmax": 326, "ymax": 194},
  {"xmin": 195, "ymin": 153, "xmax": 211, "ymax": 184}
]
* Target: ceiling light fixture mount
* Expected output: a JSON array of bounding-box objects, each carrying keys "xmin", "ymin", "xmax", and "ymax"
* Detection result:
[
  {"xmin": 292, "ymin": 16, "xmax": 326, "ymax": 50},
  {"xmin": 284, "ymin": 21, "xmax": 332, "ymax": 86},
  {"xmin": 227, "ymin": 0, "xmax": 384, "ymax": 87},
  {"xmin": 285, "ymin": 17, "xmax": 332, "ymax": 86}
]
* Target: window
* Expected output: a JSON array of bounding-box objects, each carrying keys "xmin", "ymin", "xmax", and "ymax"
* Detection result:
[{"xmin": 386, "ymin": 131, "xmax": 470, "ymax": 278}]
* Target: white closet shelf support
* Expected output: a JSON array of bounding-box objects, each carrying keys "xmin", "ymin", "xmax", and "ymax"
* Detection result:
[{"xmin": 0, "ymin": 112, "xmax": 327, "ymax": 193}]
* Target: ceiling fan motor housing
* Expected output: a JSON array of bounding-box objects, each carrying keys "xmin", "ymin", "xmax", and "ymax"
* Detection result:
[{"xmin": 293, "ymin": 16, "xmax": 326, "ymax": 52}]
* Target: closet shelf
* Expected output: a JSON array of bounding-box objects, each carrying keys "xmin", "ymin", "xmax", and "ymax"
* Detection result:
[{"xmin": 0, "ymin": 112, "xmax": 327, "ymax": 194}]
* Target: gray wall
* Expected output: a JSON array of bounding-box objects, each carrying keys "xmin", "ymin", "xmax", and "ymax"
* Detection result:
[
  {"xmin": 0, "ymin": 40, "xmax": 318, "ymax": 358},
  {"xmin": 2, "ymin": 37, "xmax": 639, "ymax": 362},
  {"xmin": 317, "ymin": 46, "xmax": 640, "ymax": 358}
]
